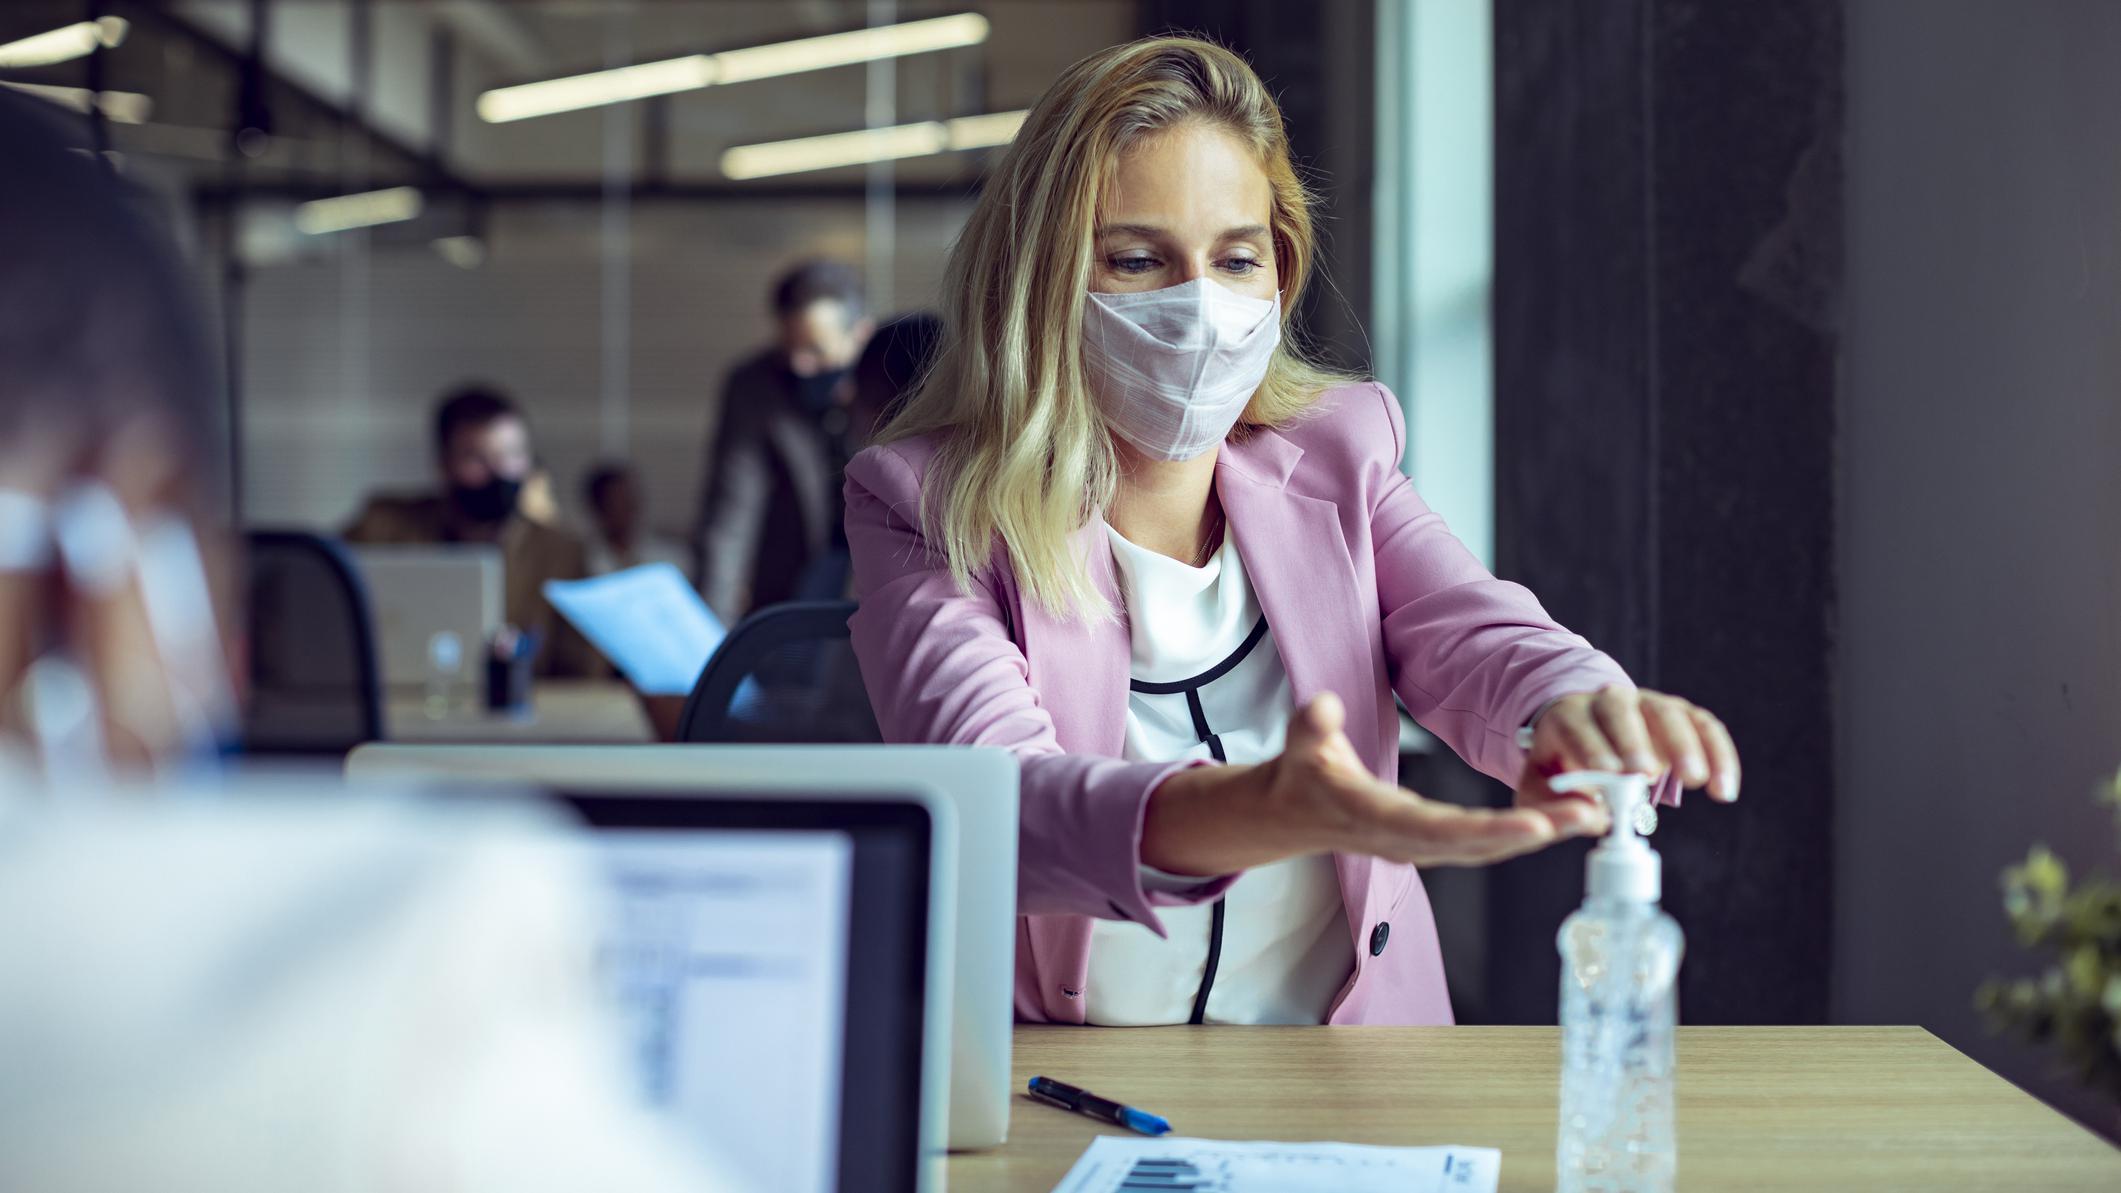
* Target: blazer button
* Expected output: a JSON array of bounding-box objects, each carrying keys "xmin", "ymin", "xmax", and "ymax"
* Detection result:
[{"xmin": 1369, "ymin": 921, "xmax": 1390, "ymax": 957}]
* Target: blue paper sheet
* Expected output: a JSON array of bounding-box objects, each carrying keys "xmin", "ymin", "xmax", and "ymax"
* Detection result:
[{"xmin": 543, "ymin": 563, "xmax": 726, "ymax": 696}]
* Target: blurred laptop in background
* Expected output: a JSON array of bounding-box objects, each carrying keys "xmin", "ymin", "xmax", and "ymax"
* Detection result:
[{"xmin": 351, "ymin": 544, "xmax": 503, "ymax": 707}]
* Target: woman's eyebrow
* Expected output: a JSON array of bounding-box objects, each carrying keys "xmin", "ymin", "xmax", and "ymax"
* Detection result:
[{"xmin": 1093, "ymin": 222, "xmax": 1270, "ymax": 241}]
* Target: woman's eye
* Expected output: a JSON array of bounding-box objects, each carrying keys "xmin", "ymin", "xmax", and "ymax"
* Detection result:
[
  {"xmin": 1219, "ymin": 256, "xmax": 1261, "ymax": 275},
  {"xmin": 1109, "ymin": 254, "xmax": 1160, "ymax": 274}
]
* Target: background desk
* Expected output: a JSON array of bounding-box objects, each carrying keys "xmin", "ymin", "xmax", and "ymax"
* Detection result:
[
  {"xmin": 948, "ymin": 1026, "xmax": 2121, "ymax": 1192},
  {"xmin": 382, "ymin": 680, "xmax": 654, "ymax": 744}
]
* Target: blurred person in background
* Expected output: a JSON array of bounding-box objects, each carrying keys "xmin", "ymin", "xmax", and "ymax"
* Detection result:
[
  {"xmin": 754, "ymin": 309, "xmax": 949, "ymax": 604},
  {"xmin": 850, "ymin": 310, "xmax": 945, "ymax": 453},
  {"xmin": 344, "ymin": 385, "xmax": 599, "ymax": 676},
  {"xmin": 583, "ymin": 460, "xmax": 691, "ymax": 579},
  {"xmin": 693, "ymin": 259, "xmax": 873, "ymax": 622},
  {"xmin": 0, "ymin": 89, "xmax": 740, "ymax": 1193}
]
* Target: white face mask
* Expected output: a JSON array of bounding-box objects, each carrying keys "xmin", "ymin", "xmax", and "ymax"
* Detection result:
[
  {"xmin": 1081, "ymin": 277, "xmax": 1283, "ymax": 462},
  {"xmin": 2, "ymin": 484, "xmax": 236, "ymax": 782}
]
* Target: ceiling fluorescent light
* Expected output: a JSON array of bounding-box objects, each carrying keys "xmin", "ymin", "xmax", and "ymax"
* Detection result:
[
  {"xmin": 295, "ymin": 186, "xmax": 424, "ymax": 235},
  {"xmin": 943, "ymin": 110, "xmax": 1030, "ymax": 150},
  {"xmin": 478, "ymin": 55, "xmax": 716, "ymax": 124},
  {"xmin": 477, "ymin": 12, "xmax": 989, "ymax": 123},
  {"xmin": 720, "ymin": 109, "xmax": 1028, "ymax": 180},
  {"xmin": 723, "ymin": 123, "xmax": 947, "ymax": 180},
  {"xmin": 1, "ymin": 81, "xmax": 152, "ymax": 124},
  {"xmin": 0, "ymin": 17, "xmax": 128, "ymax": 68},
  {"xmin": 710, "ymin": 12, "xmax": 989, "ymax": 85}
]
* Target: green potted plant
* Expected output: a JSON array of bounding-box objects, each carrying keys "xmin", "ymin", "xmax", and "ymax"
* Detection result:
[{"xmin": 1977, "ymin": 769, "xmax": 2121, "ymax": 1109}]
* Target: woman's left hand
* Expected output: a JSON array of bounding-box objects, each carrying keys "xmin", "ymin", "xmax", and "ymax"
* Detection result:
[{"xmin": 1518, "ymin": 685, "xmax": 1741, "ymax": 824}]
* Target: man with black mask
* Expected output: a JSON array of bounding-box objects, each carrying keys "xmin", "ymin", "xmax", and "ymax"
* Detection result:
[
  {"xmin": 346, "ymin": 385, "xmax": 597, "ymax": 676},
  {"xmin": 693, "ymin": 259, "xmax": 873, "ymax": 623}
]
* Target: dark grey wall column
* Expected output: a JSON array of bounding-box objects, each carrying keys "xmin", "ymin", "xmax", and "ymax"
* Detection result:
[
  {"xmin": 1489, "ymin": 0, "xmax": 1842, "ymax": 1024},
  {"xmin": 1136, "ymin": 0, "xmax": 1376, "ymax": 372},
  {"xmin": 1837, "ymin": 0, "xmax": 2121, "ymax": 1137}
]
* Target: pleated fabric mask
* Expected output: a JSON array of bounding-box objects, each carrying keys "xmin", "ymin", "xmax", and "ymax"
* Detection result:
[{"xmin": 1081, "ymin": 277, "xmax": 1283, "ymax": 462}]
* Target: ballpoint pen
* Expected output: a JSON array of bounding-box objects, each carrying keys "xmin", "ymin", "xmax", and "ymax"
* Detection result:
[{"xmin": 1027, "ymin": 1075, "xmax": 1171, "ymax": 1136}]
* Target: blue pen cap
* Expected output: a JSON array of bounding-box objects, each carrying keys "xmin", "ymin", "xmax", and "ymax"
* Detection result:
[{"xmin": 1120, "ymin": 1107, "xmax": 1171, "ymax": 1136}]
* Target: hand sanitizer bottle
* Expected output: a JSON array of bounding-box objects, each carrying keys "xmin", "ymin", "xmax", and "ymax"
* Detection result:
[{"xmin": 1554, "ymin": 771, "xmax": 1683, "ymax": 1193}]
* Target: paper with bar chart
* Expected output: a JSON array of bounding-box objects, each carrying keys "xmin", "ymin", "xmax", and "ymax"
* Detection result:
[{"xmin": 1050, "ymin": 1135, "xmax": 1501, "ymax": 1193}]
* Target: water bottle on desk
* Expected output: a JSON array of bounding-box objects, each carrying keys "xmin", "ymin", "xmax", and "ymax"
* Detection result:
[
  {"xmin": 1555, "ymin": 771, "xmax": 1683, "ymax": 1193},
  {"xmin": 423, "ymin": 630, "xmax": 463, "ymax": 718}
]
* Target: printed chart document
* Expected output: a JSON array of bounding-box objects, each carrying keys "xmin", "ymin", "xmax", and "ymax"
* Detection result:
[
  {"xmin": 594, "ymin": 831, "xmax": 852, "ymax": 1193},
  {"xmin": 543, "ymin": 563, "xmax": 725, "ymax": 694},
  {"xmin": 1050, "ymin": 1136, "xmax": 1501, "ymax": 1193}
]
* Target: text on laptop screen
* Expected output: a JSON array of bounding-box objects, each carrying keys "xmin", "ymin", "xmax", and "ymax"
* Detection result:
[{"xmin": 593, "ymin": 831, "xmax": 852, "ymax": 1193}]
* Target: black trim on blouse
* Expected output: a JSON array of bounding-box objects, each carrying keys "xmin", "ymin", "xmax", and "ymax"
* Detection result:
[{"xmin": 1126, "ymin": 613, "xmax": 1271, "ymax": 1025}]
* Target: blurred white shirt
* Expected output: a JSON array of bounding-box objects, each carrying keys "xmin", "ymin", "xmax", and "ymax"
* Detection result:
[
  {"xmin": 0, "ymin": 774, "xmax": 746, "ymax": 1193},
  {"xmin": 586, "ymin": 532, "xmax": 693, "ymax": 581}
]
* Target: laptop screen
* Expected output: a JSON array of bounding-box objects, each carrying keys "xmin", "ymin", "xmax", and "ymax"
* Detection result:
[{"xmin": 562, "ymin": 795, "xmax": 931, "ymax": 1193}]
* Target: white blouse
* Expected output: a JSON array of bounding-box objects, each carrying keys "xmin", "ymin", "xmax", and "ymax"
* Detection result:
[{"xmin": 1083, "ymin": 524, "xmax": 1355, "ymax": 1026}]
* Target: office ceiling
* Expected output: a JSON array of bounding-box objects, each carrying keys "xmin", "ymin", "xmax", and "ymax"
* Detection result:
[{"xmin": 0, "ymin": 1, "xmax": 1136, "ymax": 190}]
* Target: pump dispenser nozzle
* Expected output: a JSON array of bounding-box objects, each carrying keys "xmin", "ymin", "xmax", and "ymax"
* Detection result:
[{"xmin": 1550, "ymin": 771, "xmax": 1661, "ymax": 902}]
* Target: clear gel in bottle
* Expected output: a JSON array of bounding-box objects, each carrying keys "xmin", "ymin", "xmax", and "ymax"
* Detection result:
[{"xmin": 1555, "ymin": 771, "xmax": 1682, "ymax": 1193}]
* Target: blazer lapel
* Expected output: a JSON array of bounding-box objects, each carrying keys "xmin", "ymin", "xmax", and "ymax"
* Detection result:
[
  {"xmin": 1015, "ymin": 519, "xmax": 1131, "ymax": 755},
  {"xmin": 1216, "ymin": 431, "xmax": 1382, "ymax": 767},
  {"xmin": 1218, "ymin": 430, "xmax": 1382, "ymax": 931}
]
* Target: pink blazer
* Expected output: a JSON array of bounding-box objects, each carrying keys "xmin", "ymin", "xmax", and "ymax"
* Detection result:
[{"xmin": 844, "ymin": 381, "xmax": 1639, "ymax": 1025}]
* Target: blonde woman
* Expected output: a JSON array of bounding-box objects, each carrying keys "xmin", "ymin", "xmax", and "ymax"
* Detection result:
[{"xmin": 845, "ymin": 37, "xmax": 1742, "ymax": 1027}]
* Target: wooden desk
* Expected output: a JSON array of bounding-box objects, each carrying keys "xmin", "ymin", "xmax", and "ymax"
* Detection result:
[
  {"xmin": 382, "ymin": 680, "xmax": 653, "ymax": 744},
  {"xmin": 946, "ymin": 1026, "xmax": 2121, "ymax": 1192}
]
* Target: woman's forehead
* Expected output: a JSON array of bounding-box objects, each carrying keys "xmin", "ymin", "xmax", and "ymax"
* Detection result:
[{"xmin": 1100, "ymin": 124, "xmax": 1273, "ymax": 232}]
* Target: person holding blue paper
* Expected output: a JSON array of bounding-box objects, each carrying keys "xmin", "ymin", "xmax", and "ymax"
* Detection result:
[{"xmin": 584, "ymin": 462, "xmax": 693, "ymax": 582}]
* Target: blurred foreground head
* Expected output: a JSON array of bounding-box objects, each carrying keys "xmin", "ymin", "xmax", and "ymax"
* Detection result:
[
  {"xmin": 0, "ymin": 101, "xmax": 746, "ymax": 1193},
  {"xmin": 0, "ymin": 91, "xmax": 234, "ymax": 776}
]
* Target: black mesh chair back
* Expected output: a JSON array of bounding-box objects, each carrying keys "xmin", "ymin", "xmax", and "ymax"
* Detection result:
[
  {"xmin": 676, "ymin": 600, "xmax": 881, "ymax": 744},
  {"xmin": 242, "ymin": 530, "xmax": 384, "ymax": 755}
]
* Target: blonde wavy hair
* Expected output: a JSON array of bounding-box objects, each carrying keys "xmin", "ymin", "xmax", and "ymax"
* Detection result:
[{"xmin": 879, "ymin": 35, "xmax": 1348, "ymax": 619}]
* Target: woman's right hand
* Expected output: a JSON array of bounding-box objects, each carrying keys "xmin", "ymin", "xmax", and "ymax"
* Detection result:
[{"xmin": 1141, "ymin": 692, "xmax": 1603, "ymax": 877}]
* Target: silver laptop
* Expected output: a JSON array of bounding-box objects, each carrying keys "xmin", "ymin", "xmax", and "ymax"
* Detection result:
[
  {"xmin": 349, "ymin": 545, "xmax": 502, "ymax": 699},
  {"xmin": 345, "ymin": 743, "xmax": 1019, "ymax": 1152}
]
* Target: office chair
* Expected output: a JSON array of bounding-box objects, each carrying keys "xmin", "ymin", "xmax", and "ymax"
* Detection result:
[
  {"xmin": 676, "ymin": 599, "xmax": 882, "ymax": 744},
  {"xmin": 242, "ymin": 529, "xmax": 385, "ymax": 755}
]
